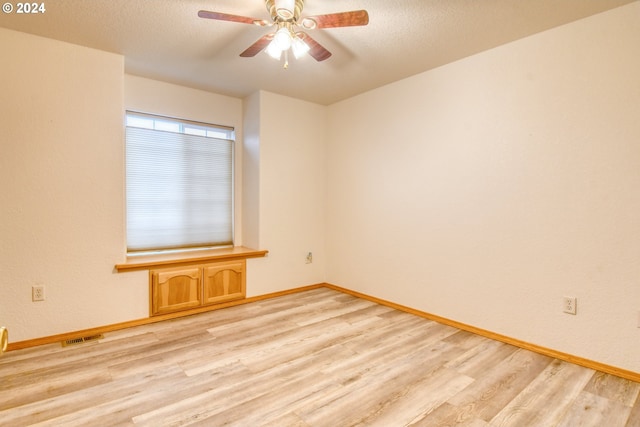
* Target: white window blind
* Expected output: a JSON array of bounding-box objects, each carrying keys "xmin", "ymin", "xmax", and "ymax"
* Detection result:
[{"xmin": 125, "ymin": 111, "xmax": 234, "ymax": 254}]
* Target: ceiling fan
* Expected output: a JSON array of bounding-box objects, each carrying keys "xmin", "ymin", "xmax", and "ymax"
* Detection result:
[{"xmin": 198, "ymin": 0, "xmax": 369, "ymax": 67}]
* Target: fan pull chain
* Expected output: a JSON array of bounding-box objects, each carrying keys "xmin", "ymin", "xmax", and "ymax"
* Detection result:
[{"xmin": 284, "ymin": 50, "xmax": 289, "ymax": 69}]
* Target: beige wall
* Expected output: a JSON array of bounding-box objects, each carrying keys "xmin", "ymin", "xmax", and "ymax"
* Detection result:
[
  {"xmin": 326, "ymin": 3, "xmax": 640, "ymax": 372},
  {"xmin": 0, "ymin": 28, "xmax": 147, "ymax": 341},
  {"xmin": 243, "ymin": 91, "xmax": 327, "ymax": 296}
]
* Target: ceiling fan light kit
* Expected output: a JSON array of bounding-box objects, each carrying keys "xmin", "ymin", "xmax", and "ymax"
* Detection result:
[{"xmin": 198, "ymin": 0, "xmax": 369, "ymax": 68}]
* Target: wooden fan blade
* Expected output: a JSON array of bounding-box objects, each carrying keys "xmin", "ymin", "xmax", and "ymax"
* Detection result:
[
  {"xmin": 240, "ymin": 34, "xmax": 274, "ymax": 57},
  {"xmin": 298, "ymin": 32, "xmax": 332, "ymax": 61},
  {"xmin": 302, "ymin": 10, "xmax": 369, "ymax": 29},
  {"xmin": 198, "ymin": 10, "xmax": 269, "ymax": 26}
]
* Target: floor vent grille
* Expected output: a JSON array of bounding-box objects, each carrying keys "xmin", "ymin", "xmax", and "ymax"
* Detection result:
[{"xmin": 62, "ymin": 334, "xmax": 104, "ymax": 347}]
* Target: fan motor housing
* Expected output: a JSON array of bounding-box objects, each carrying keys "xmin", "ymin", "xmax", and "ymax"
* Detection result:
[{"xmin": 265, "ymin": 0, "xmax": 304, "ymax": 22}]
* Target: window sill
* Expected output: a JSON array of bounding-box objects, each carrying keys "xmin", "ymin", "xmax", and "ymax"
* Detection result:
[{"xmin": 115, "ymin": 246, "xmax": 268, "ymax": 272}]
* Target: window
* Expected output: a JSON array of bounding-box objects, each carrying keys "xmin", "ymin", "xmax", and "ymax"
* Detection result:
[{"xmin": 125, "ymin": 111, "xmax": 234, "ymax": 254}]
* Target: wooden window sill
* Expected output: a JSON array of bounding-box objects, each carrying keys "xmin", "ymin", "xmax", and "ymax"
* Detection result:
[{"xmin": 115, "ymin": 246, "xmax": 268, "ymax": 272}]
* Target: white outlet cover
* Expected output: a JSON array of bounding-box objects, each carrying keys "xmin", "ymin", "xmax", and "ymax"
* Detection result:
[{"xmin": 563, "ymin": 296, "xmax": 577, "ymax": 315}]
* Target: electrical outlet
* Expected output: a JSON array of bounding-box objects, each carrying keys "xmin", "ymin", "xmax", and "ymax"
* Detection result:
[
  {"xmin": 563, "ymin": 296, "xmax": 576, "ymax": 315},
  {"xmin": 306, "ymin": 252, "xmax": 313, "ymax": 264},
  {"xmin": 32, "ymin": 285, "xmax": 45, "ymax": 302}
]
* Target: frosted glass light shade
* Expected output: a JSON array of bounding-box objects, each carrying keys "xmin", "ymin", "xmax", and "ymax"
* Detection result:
[
  {"xmin": 292, "ymin": 36, "xmax": 310, "ymax": 58},
  {"xmin": 273, "ymin": 27, "xmax": 292, "ymax": 50},
  {"xmin": 266, "ymin": 41, "xmax": 283, "ymax": 59}
]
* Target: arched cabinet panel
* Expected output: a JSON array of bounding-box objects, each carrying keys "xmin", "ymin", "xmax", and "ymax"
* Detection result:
[
  {"xmin": 150, "ymin": 267, "xmax": 202, "ymax": 315},
  {"xmin": 203, "ymin": 260, "xmax": 245, "ymax": 305}
]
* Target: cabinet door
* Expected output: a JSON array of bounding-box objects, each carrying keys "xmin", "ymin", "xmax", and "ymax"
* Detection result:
[
  {"xmin": 202, "ymin": 260, "xmax": 246, "ymax": 305},
  {"xmin": 150, "ymin": 266, "xmax": 202, "ymax": 315}
]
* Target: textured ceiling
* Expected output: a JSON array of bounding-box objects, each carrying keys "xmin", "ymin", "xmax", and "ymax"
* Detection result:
[{"xmin": 0, "ymin": 0, "xmax": 636, "ymax": 105}]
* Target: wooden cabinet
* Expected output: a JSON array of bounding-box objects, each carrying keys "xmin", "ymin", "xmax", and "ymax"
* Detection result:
[
  {"xmin": 202, "ymin": 261, "xmax": 245, "ymax": 305},
  {"xmin": 150, "ymin": 260, "xmax": 245, "ymax": 316},
  {"xmin": 150, "ymin": 266, "xmax": 202, "ymax": 315}
]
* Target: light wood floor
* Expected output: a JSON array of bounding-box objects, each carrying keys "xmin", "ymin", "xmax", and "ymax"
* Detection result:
[{"xmin": 1, "ymin": 287, "xmax": 640, "ymax": 426}]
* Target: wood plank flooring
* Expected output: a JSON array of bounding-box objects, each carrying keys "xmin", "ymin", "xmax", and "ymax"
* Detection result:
[{"xmin": 1, "ymin": 287, "xmax": 640, "ymax": 426}]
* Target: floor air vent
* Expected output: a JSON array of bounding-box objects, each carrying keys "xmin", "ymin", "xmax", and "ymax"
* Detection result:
[{"xmin": 62, "ymin": 334, "xmax": 104, "ymax": 347}]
